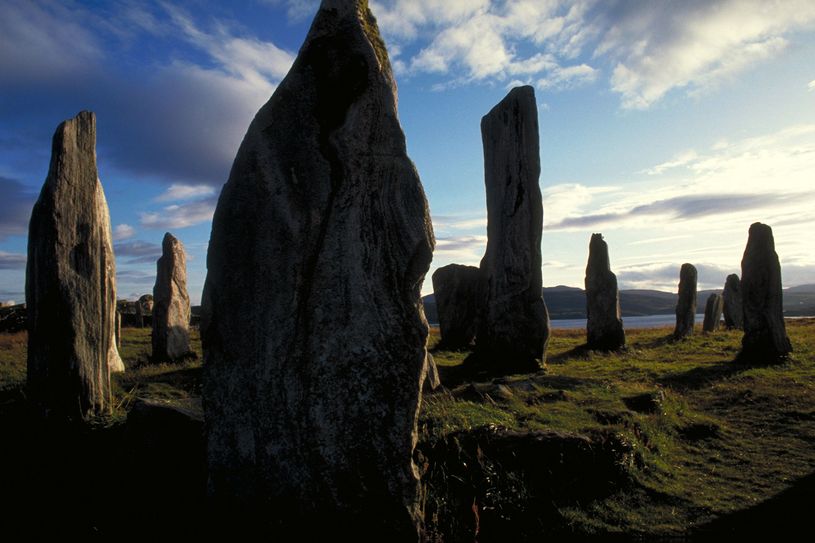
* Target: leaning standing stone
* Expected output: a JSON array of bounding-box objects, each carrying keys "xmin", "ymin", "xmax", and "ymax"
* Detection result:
[
  {"xmin": 201, "ymin": 1, "xmax": 434, "ymax": 537},
  {"xmin": 722, "ymin": 274, "xmax": 743, "ymax": 329},
  {"xmin": 152, "ymin": 232, "xmax": 192, "ymax": 362},
  {"xmin": 738, "ymin": 222, "xmax": 792, "ymax": 362},
  {"xmin": 26, "ymin": 111, "xmax": 123, "ymax": 418},
  {"xmin": 432, "ymin": 264, "xmax": 482, "ymax": 350},
  {"xmin": 702, "ymin": 293, "xmax": 724, "ymax": 332},
  {"xmin": 585, "ymin": 233, "xmax": 625, "ymax": 350},
  {"xmin": 476, "ymin": 86, "xmax": 550, "ymax": 372},
  {"xmin": 673, "ymin": 263, "xmax": 698, "ymax": 339}
]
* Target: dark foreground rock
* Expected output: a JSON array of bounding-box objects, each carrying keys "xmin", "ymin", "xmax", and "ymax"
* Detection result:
[
  {"xmin": 420, "ymin": 426, "xmax": 635, "ymax": 541},
  {"xmin": 673, "ymin": 263, "xmax": 698, "ymax": 339},
  {"xmin": 476, "ymin": 86, "xmax": 550, "ymax": 373},
  {"xmin": 585, "ymin": 233, "xmax": 625, "ymax": 350},
  {"xmin": 722, "ymin": 274, "xmax": 743, "ymax": 329},
  {"xmin": 26, "ymin": 111, "xmax": 123, "ymax": 419},
  {"xmin": 152, "ymin": 232, "xmax": 193, "ymax": 362},
  {"xmin": 201, "ymin": 1, "xmax": 433, "ymax": 538},
  {"xmin": 432, "ymin": 264, "xmax": 482, "ymax": 349},
  {"xmin": 738, "ymin": 222, "xmax": 791, "ymax": 362},
  {"xmin": 702, "ymin": 293, "xmax": 724, "ymax": 332}
]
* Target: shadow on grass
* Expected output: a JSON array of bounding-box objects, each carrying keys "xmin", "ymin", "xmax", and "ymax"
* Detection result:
[
  {"xmin": 693, "ymin": 470, "xmax": 815, "ymax": 540},
  {"xmin": 657, "ymin": 359, "xmax": 749, "ymax": 391}
]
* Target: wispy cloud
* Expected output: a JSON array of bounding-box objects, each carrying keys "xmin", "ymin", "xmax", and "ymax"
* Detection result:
[
  {"xmin": 112, "ymin": 224, "xmax": 136, "ymax": 241},
  {"xmin": 140, "ymin": 198, "xmax": 217, "ymax": 229},
  {"xmin": 154, "ymin": 183, "xmax": 216, "ymax": 202},
  {"xmin": 0, "ymin": 251, "xmax": 26, "ymax": 270},
  {"xmin": 809, "ymin": 79, "xmax": 815, "ymax": 91},
  {"xmin": 114, "ymin": 240, "xmax": 161, "ymax": 264}
]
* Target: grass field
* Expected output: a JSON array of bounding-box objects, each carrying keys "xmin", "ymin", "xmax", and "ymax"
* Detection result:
[{"xmin": 0, "ymin": 320, "xmax": 813, "ymax": 539}]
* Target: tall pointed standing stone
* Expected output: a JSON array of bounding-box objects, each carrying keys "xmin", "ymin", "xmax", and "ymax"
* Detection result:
[
  {"xmin": 585, "ymin": 233, "xmax": 625, "ymax": 350},
  {"xmin": 152, "ymin": 232, "xmax": 192, "ymax": 362},
  {"xmin": 738, "ymin": 222, "xmax": 792, "ymax": 362},
  {"xmin": 26, "ymin": 111, "xmax": 123, "ymax": 419},
  {"xmin": 722, "ymin": 273, "xmax": 743, "ymax": 329},
  {"xmin": 201, "ymin": 1, "xmax": 434, "ymax": 537},
  {"xmin": 702, "ymin": 293, "xmax": 724, "ymax": 332},
  {"xmin": 673, "ymin": 263, "xmax": 698, "ymax": 339},
  {"xmin": 432, "ymin": 264, "xmax": 482, "ymax": 350},
  {"xmin": 476, "ymin": 86, "xmax": 549, "ymax": 372}
]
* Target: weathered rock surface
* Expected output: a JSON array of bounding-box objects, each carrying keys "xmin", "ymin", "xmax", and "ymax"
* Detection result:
[
  {"xmin": 152, "ymin": 232, "xmax": 192, "ymax": 362},
  {"xmin": 432, "ymin": 264, "xmax": 482, "ymax": 349},
  {"xmin": 702, "ymin": 293, "xmax": 724, "ymax": 332},
  {"xmin": 136, "ymin": 294, "xmax": 153, "ymax": 327},
  {"xmin": 722, "ymin": 273, "xmax": 743, "ymax": 329},
  {"xmin": 201, "ymin": 1, "xmax": 434, "ymax": 537},
  {"xmin": 585, "ymin": 233, "xmax": 625, "ymax": 350},
  {"xmin": 739, "ymin": 222, "xmax": 792, "ymax": 362},
  {"xmin": 476, "ymin": 86, "xmax": 550, "ymax": 372},
  {"xmin": 673, "ymin": 263, "xmax": 698, "ymax": 339},
  {"xmin": 26, "ymin": 111, "xmax": 123, "ymax": 418}
]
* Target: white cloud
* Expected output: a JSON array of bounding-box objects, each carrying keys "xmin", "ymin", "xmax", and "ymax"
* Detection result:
[
  {"xmin": 600, "ymin": 0, "xmax": 815, "ymax": 109},
  {"xmin": 155, "ymin": 183, "xmax": 216, "ymax": 202},
  {"xmin": 112, "ymin": 224, "xmax": 136, "ymax": 241},
  {"xmin": 140, "ymin": 199, "xmax": 217, "ymax": 229},
  {"xmin": 809, "ymin": 79, "xmax": 815, "ymax": 91},
  {"xmin": 0, "ymin": 251, "xmax": 26, "ymax": 270}
]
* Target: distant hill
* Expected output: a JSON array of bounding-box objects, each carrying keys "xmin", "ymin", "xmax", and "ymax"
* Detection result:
[{"xmin": 422, "ymin": 284, "xmax": 815, "ymax": 323}]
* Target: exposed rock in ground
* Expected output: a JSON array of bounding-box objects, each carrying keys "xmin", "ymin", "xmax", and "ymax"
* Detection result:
[
  {"xmin": 722, "ymin": 274, "xmax": 743, "ymax": 329},
  {"xmin": 738, "ymin": 222, "xmax": 792, "ymax": 362},
  {"xmin": 432, "ymin": 264, "xmax": 483, "ymax": 349},
  {"xmin": 152, "ymin": 232, "xmax": 192, "ymax": 362},
  {"xmin": 201, "ymin": 1, "xmax": 433, "ymax": 537},
  {"xmin": 26, "ymin": 111, "xmax": 123, "ymax": 418},
  {"xmin": 585, "ymin": 233, "xmax": 625, "ymax": 350},
  {"xmin": 673, "ymin": 263, "xmax": 698, "ymax": 339},
  {"xmin": 702, "ymin": 293, "xmax": 724, "ymax": 332},
  {"xmin": 476, "ymin": 86, "xmax": 549, "ymax": 373}
]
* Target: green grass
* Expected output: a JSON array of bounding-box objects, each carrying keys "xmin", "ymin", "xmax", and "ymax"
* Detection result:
[
  {"xmin": 1, "ymin": 320, "xmax": 813, "ymax": 538},
  {"xmin": 424, "ymin": 320, "xmax": 815, "ymax": 537}
]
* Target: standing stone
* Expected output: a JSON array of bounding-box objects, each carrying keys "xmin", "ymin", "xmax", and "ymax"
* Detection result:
[
  {"xmin": 136, "ymin": 294, "xmax": 153, "ymax": 328},
  {"xmin": 722, "ymin": 274, "xmax": 743, "ymax": 329},
  {"xmin": 702, "ymin": 293, "xmax": 724, "ymax": 332},
  {"xmin": 738, "ymin": 222, "xmax": 792, "ymax": 362},
  {"xmin": 584, "ymin": 233, "xmax": 625, "ymax": 350},
  {"xmin": 201, "ymin": 1, "xmax": 434, "ymax": 537},
  {"xmin": 476, "ymin": 86, "xmax": 549, "ymax": 372},
  {"xmin": 26, "ymin": 111, "xmax": 123, "ymax": 418},
  {"xmin": 116, "ymin": 310, "xmax": 122, "ymax": 351},
  {"xmin": 152, "ymin": 232, "xmax": 192, "ymax": 362},
  {"xmin": 673, "ymin": 263, "xmax": 698, "ymax": 339},
  {"xmin": 432, "ymin": 264, "xmax": 483, "ymax": 350}
]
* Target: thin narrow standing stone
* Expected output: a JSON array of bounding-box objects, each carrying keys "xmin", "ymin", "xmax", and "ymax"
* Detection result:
[
  {"xmin": 584, "ymin": 233, "xmax": 625, "ymax": 350},
  {"xmin": 201, "ymin": 0, "xmax": 434, "ymax": 537},
  {"xmin": 152, "ymin": 232, "xmax": 192, "ymax": 362},
  {"xmin": 476, "ymin": 86, "xmax": 550, "ymax": 372},
  {"xmin": 702, "ymin": 293, "xmax": 724, "ymax": 332},
  {"xmin": 722, "ymin": 273, "xmax": 743, "ymax": 329},
  {"xmin": 26, "ymin": 111, "xmax": 123, "ymax": 419},
  {"xmin": 673, "ymin": 263, "xmax": 698, "ymax": 339},
  {"xmin": 432, "ymin": 264, "xmax": 482, "ymax": 350},
  {"xmin": 738, "ymin": 222, "xmax": 792, "ymax": 362}
]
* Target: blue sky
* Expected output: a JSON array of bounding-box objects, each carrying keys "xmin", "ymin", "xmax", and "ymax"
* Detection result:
[{"xmin": 1, "ymin": 0, "xmax": 814, "ymax": 305}]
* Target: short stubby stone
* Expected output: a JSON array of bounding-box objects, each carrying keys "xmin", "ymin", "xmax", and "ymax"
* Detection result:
[
  {"xmin": 26, "ymin": 111, "xmax": 123, "ymax": 419},
  {"xmin": 585, "ymin": 233, "xmax": 625, "ymax": 350},
  {"xmin": 432, "ymin": 264, "xmax": 483, "ymax": 350},
  {"xmin": 702, "ymin": 293, "xmax": 724, "ymax": 332},
  {"xmin": 673, "ymin": 263, "xmax": 698, "ymax": 340},
  {"xmin": 738, "ymin": 222, "xmax": 792, "ymax": 362},
  {"xmin": 476, "ymin": 86, "xmax": 550, "ymax": 373},
  {"xmin": 152, "ymin": 232, "xmax": 192, "ymax": 362},
  {"xmin": 201, "ymin": 1, "xmax": 434, "ymax": 538},
  {"xmin": 722, "ymin": 273, "xmax": 743, "ymax": 329}
]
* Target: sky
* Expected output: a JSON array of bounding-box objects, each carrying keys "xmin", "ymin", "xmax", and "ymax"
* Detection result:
[{"xmin": 1, "ymin": 0, "xmax": 814, "ymax": 306}]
